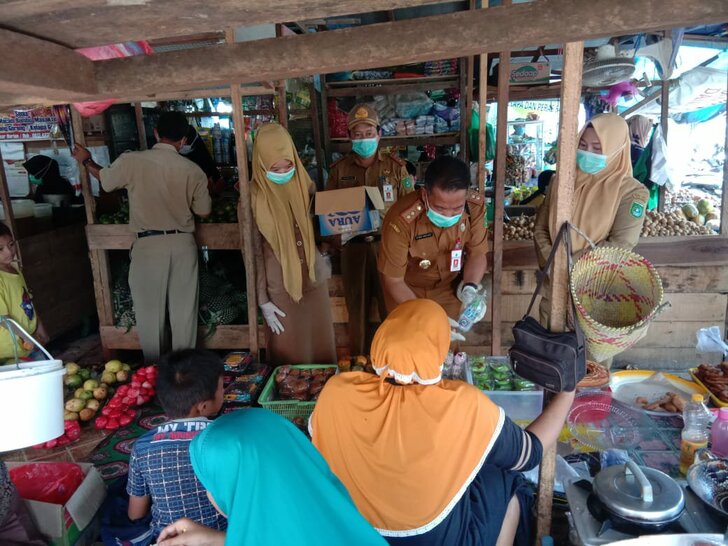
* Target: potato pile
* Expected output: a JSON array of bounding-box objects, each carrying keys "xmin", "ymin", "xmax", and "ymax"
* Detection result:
[
  {"xmin": 641, "ymin": 210, "xmax": 715, "ymax": 237},
  {"xmin": 504, "ymin": 215, "xmax": 535, "ymax": 240}
]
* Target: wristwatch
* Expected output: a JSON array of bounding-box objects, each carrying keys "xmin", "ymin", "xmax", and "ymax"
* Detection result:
[{"xmin": 82, "ymin": 157, "xmax": 93, "ymax": 167}]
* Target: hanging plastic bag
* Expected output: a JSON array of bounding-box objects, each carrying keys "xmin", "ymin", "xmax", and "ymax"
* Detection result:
[
  {"xmin": 649, "ymin": 123, "xmax": 676, "ymax": 192},
  {"xmin": 696, "ymin": 326, "xmax": 728, "ymax": 358},
  {"xmin": 10, "ymin": 463, "xmax": 85, "ymax": 505}
]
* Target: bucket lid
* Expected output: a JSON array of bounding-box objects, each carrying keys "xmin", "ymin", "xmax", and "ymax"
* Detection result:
[{"xmin": 0, "ymin": 360, "xmax": 64, "ymax": 381}]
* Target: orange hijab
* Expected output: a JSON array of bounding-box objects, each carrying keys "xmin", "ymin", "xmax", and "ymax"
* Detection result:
[
  {"xmin": 548, "ymin": 113, "xmax": 636, "ymax": 252},
  {"xmin": 310, "ymin": 299, "xmax": 503, "ymax": 536}
]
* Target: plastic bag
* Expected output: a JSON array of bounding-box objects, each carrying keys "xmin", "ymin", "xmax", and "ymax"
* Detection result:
[
  {"xmin": 9, "ymin": 463, "xmax": 85, "ymax": 505},
  {"xmin": 395, "ymin": 93, "xmax": 434, "ymax": 118},
  {"xmin": 696, "ymin": 326, "xmax": 728, "ymax": 357}
]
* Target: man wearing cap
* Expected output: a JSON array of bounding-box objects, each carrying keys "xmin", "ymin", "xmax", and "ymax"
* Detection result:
[
  {"xmin": 378, "ymin": 156, "xmax": 488, "ymax": 341},
  {"xmin": 327, "ymin": 103, "xmax": 414, "ymax": 356},
  {"xmin": 72, "ymin": 111, "xmax": 211, "ymax": 361}
]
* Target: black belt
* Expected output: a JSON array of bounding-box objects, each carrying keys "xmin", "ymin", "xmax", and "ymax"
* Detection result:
[
  {"xmin": 137, "ymin": 229, "xmax": 185, "ymax": 238},
  {"xmin": 348, "ymin": 234, "xmax": 381, "ymax": 244}
]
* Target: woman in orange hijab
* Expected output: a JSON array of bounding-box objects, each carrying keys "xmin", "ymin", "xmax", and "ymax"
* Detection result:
[{"xmin": 310, "ymin": 299, "xmax": 575, "ymax": 545}]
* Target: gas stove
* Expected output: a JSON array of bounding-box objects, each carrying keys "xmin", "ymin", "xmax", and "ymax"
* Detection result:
[{"xmin": 565, "ymin": 477, "xmax": 728, "ymax": 546}]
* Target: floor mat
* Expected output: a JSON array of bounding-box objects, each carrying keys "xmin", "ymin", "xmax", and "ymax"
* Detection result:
[{"xmin": 86, "ymin": 404, "xmax": 167, "ymax": 482}]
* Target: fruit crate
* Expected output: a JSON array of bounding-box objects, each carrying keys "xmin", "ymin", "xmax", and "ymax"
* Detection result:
[{"xmin": 258, "ymin": 364, "xmax": 336, "ymax": 421}]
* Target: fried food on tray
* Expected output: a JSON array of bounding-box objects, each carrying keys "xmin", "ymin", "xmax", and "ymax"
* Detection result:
[
  {"xmin": 695, "ymin": 364, "xmax": 728, "ymax": 403},
  {"xmin": 635, "ymin": 391, "xmax": 686, "ymax": 413}
]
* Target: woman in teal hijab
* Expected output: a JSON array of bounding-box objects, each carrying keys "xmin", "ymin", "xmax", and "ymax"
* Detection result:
[{"xmin": 156, "ymin": 408, "xmax": 385, "ymax": 546}]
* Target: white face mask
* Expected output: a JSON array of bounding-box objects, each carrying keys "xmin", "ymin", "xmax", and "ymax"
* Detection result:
[{"xmin": 178, "ymin": 133, "xmax": 198, "ymax": 155}]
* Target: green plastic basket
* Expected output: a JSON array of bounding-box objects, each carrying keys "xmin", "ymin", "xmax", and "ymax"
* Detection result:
[{"xmin": 258, "ymin": 364, "xmax": 336, "ymax": 421}]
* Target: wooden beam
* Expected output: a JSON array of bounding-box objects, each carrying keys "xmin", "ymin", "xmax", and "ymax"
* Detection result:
[
  {"xmin": 0, "ymin": 146, "xmax": 21, "ymax": 264},
  {"xmin": 0, "ymin": 0, "xmax": 448, "ymax": 48},
  {"xmin": 71, "ymin": 107, "xmax": 96, "ymax": 224},
  {"xmin": 0, "ymin": 29, "xmax": 96, "ymax": 100},
  {"xmin": 275, "ymin": 25, "xmax": 289, "ymax": 129},
  {"xmin": 536, "ymin": 41, "xmax": 584, "ymax": 544},
  {"xmin": 309, "ymin": 81, "xmax": 325, "ymax": 188},
  {"xmin": 133, "ymin": 103, "xmax": 147, "ymax": 151},
  {"xmin": 86, "ymin": 223, "xmax": 241, "ymax": 250},
  {"xmin": 459, "ymin": 58, "xmax": 468, "ymax": 159},
  {"xmin": 721, "ymin": 68, "xmax": 728, "ymax": 238},
  {"xmin": 87, "ymin": 0, "xmax": 728, "ymax": 100},
  {"xmin": 100, "ymin": 325, "xmax": 264, "ymax": 350},
  {"xmin": 231, "ymin": 85, "xmax": 260, "ymax": 354},
  {"xmin": 478, "ymin": 53, "xmax": 488, "ymax": 194},
  {"xmin": 491, "ymin": 49, "xmax": 509, "ymax": 357},
  {"xmin": 658, "ymin": 80, "xmax": 670, "ymax": 211}
]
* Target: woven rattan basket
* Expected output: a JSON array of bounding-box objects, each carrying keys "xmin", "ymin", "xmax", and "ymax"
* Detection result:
[{"xmin": 570, "ymin": 246, "xmax": 669, "ymax": 362}]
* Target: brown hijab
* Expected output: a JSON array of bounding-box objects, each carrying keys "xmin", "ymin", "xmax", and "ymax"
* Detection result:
[
  {"xmin": 548, "ymin": 113, "xmax": 634, "ymax": 252},
  {"xmin": 251, "ymin": 123, "xmax": 316, "ymax": 302}
]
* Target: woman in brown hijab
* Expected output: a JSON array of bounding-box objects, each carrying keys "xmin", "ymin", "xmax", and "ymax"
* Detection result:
[
  {"xmin": 533, "ymin": 113, "xmax": 649, "ymax": 328},
  {"xmin": 251, "ymin": 123, "xmax": 336, "ymax": 365}
]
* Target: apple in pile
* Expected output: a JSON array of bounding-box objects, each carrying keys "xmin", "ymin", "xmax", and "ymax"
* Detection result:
[
  {"xmin": 95, "ymin": 365, "xmax": 157, "ymax": 431},
  {"xmin": 32, "ymin": 420, "xmax": 82, "ymax": 449}
]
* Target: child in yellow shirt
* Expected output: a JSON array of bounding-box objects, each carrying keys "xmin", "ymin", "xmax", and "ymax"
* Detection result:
[{"xmin": 0, "ymin": 223, "xmax": 46, "ymax": 361}]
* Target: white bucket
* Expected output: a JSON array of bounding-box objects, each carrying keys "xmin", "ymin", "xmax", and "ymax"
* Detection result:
[{"xmin": 0, "ymin": 360, "xmax": 66, "ymax": 451}]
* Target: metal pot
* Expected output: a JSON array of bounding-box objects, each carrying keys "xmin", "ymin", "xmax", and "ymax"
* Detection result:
[
  {"xmin": 591, "ymin": 460, "xmax": 685, "ymax": 532},
  {"xmin": 686, "ymin": 449, "xmax": 728, "ymax": 518}
]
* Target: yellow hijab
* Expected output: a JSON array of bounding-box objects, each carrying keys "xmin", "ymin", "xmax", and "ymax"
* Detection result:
[
  {"xmin": 310, "ymin": 299, "xmax": 503, "ymax": 536},
  {"xmin": 548, "ymin": 113, "xmax": 636, "ymax": 252},
  {"xmin": 251, "ymin": 123, "xmax": 316, "ymax": 302}
]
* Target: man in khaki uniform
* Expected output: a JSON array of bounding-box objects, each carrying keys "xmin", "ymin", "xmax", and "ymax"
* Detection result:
[
  {"xmin": 73, "ymin": 112, "xmax": 211, "ymax": 361},
  {"xmin": 327, "ymin": 104, "xmax": 414, "ymax": 355},
  {"xmin": 378, "ymin": 156, "xmax": 488, "ymax": 340}
]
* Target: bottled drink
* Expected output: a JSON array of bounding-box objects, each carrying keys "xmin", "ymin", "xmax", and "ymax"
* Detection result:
[
  {"xmin": 679, "ymin": 393, "xmax": 711, "ymax": 474},
  {"xmin": 457, "ymin": 294, "xmax": 487, "ymax": 333},
  {"xmin": 711, "ymin": 407, "xmax": 728, "ymax": 458}
]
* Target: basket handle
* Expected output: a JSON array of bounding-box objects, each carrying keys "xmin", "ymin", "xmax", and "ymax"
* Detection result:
[{"xmin": 0, "ymin": 316, "xmax": 53, "ymax": 362}]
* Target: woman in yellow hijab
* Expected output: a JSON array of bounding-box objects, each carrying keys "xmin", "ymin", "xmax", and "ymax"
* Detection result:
[
  {"xmin": 533, "ymin": 113, "xmax": 649, "ymax": 326},
  {"xmin": 310, "ymin": 299, "xmax": 575, "ymax": 546},
  {"xmin": 251, "ymin": 123, "xmax": 336, "ymax": 365}
]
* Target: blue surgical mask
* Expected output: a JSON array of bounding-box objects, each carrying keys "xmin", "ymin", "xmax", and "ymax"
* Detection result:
[
  {"xmin": 576, "ymin": 149, "xmax": 608, "ymax": 174},
  {"xmin": 266, "ymin": 168, "xmax": 296, "ymax": 185},
  {"xmin": 351, "ymin": 138, "xmax": 378, "ymax": 158},
  {"xmin": 426, "ymin": 207, "xmax": 462, "ymax": 228}
]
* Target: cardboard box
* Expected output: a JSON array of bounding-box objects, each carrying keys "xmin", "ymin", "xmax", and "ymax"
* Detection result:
[
  {"xmin": 509, "ymin": 62, "xmax": 551, "ymax": 86},
  {"xmin": 315, "ymin": 186, "xmax": 385, "ymax": 236},
  {"xmin": 7, "ymin": 462, "xmax": 107, "ymax": 546}
]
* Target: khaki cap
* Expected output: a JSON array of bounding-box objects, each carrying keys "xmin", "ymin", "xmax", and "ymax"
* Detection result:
[{"xmin": 347, "ymin": 103, "xmax": 379, "ymax": 129}]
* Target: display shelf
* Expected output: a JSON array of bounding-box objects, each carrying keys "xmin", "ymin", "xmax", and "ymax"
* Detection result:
[
  {"xmin": 86, "ymin": 223, "xmax": 240, "ymax": 250},
  {"xmin": 326, "ymin": 75, "xmax": 459, "ymax": 97},
  {"xmin": 183, "ymin": 112, "xmax": 232, "ymax": 118},
  {"xmin": 330, "ymin": 132, "xmax": 459, "ymax": 151},
  {"xmin": 100, "ymin": 324, "xmax": 266, "ymax": 350}
]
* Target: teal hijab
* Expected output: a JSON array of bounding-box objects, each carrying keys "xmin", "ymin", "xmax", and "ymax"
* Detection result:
[{"xmin": 189, "ymin": 409, "xmax": 386, "ymax": 546}]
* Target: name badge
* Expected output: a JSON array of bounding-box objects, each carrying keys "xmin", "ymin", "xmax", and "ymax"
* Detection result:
[
  {"xmin": 450, "ymin": 249, "xmax": 463, "ymax": 272},
  {"xmin": 383, "ymin": 184, "xmax": 394, "ymax": 202}
]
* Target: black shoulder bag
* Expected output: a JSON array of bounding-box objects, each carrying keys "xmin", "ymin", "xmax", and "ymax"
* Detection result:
[{"xmin": 509, "ymin": 222, "xmax": 586, "ymax": 392}]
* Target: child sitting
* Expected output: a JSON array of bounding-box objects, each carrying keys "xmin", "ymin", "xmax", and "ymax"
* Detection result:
[
  {"xmin": 126, "ymin": 349, "xmax": 227, "ymax": 542},
  {"xmin": 0, "ymin": 223, "xmax": 47, "ymax": 361}
]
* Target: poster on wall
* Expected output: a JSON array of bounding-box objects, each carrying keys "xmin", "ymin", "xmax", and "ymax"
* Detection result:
[
  {"xmin": 0, "ymin": 108, "xmax": 57, "ymax": 141},
  {"xmin": 0, "ymin": 142, "xmax": 30, "ymax": 197}
]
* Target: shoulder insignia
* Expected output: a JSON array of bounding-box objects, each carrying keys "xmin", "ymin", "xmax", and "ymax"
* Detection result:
[
  {"xmin": 388, "ymin": 153, "xmax": 405, "ymax": 167},
  {"xmin": 389, "ymin": 222, "xmax": 401, "ymax": 234},
  {"xmin": 629, "ymin": 201, "xmax": 645, "ymax": 219},
  {"xmin": 466, "ymin": 190, "xmax": 484, "ymax": 205},
  {"xmin": 399, "ymin": 199, "xmax": 425, "ymax": 224}
]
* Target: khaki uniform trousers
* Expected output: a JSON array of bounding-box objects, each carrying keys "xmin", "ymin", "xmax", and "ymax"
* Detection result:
[
  {"xmin": 129, "ymin": 232, "xmax": 198, "ymax": 361},
  {"xmin": 341, "ymin": 240, "xmax": 387, "ymax": 356}
]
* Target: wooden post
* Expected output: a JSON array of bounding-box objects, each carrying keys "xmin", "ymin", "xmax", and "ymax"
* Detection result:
[
  {"xmin": 722, "ymin": 68, "xmax": 728, "ymax": 237},
  {"xmin": 275, "ymin": 24, "xmax": 288, "ymax": 129},
  {"xmin": 134, "ymin": 103, "xmax": 147, "ymax": 150},
  {"xmin": 459, "ymin": 57, "xmax": 469, "ymax": 159},
  {"xmin": 231, "ymin": 85, "xmax": 259, "ymax": 354},
  {"xmin": 309, "ymin": 80, "xmax": 325, "ymax": 188},
  {"xmin": 658, "ymin": 80, "xmax": 669, "ymax": 211},
  {"xmin": 71, "ymin": 106, "xmax": 115, "ymax": 355},
  {"xmin": 321, "ymin": 76, "xmax": 332, "ymax": 171},
  {"xmin": 477, "ymin": 54, "xmax": 488, "ymax": 195},
  {"xmin": 0, "ymin": 146, "xmax": 21, "ymax": 264},
  {"xmin": 491, "ymin": 48, "xmax": 510, "ymax": 356},
  {"xmin": 536, "ymin": 40, "xmax": 584, "ymax": 543}
]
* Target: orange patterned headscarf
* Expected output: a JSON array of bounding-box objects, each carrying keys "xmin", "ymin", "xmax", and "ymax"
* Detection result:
[{"xmin": 310, "ymin": 300, "xmax": 504, "ymax": 536}]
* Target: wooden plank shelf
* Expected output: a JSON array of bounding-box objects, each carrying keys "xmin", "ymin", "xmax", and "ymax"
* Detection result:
[
  {"xmin": 100, "ymin": 324, "xmax": 266, "ymax": 350},
  {"xmin": 330, "ymin": 132, "xmax": 459, "ymax": 151},
  {"xmin": 326, "ymin": 75, "xmax": 459, "ymax": 96},
  {"xmin": 86, "ymin": 223, "xmax": 240, "ymax": 250}
]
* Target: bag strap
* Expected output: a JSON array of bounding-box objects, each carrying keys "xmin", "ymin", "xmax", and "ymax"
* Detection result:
[{"xmin": 525, "ymin": 222, "xmax": 568, "ymax": 316}]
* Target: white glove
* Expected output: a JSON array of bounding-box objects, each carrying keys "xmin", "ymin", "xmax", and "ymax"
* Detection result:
[
  {"xmin": 448, "ymin": 317, "xmax": 466, "ymax": 342},
  {"xmin": 457, "ymin": 282, "xmax": 482, "ymax": 305},
  {"xmin": 260, "ymin": 302, "xmax": 286, "ymax": 335}
]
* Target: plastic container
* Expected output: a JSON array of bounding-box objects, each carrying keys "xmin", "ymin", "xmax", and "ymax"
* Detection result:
[
  {"xmin": 33, "ymin": 203, "xmax": 53, "ymax": 218},
  {"xmin": 711, "ymin": 407, "xmax": 728, "ymax": 458},
  {"xmin": 680, "ymin": 393, "xmax": 712, "ymax": 474},
  {"xmin": 0, "ymin": 199, "xmax": 35, "ymax": 220},
  {"xmin": 484, "ymin": 390, "xmax": 544, "ymax": 425},
  {"xmin": 258, "ymin": 364, "xmax": 337, "ymax": 421},
  {"xmin": 0, "ymin": 360, "xmax": 66, "ymax": 451}
]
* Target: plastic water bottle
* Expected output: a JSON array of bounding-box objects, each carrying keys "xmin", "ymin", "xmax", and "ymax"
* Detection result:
[
  {"xmin": 711, "ymin": 407, "xmax": 728, "ymax": 458},
  {"xmin": 457, "ymin": 294, "xmax": 486, "ymax": 333},
  {"xmin": 679, "ymin": 393, "xmax": 712, "ymax": 474}
]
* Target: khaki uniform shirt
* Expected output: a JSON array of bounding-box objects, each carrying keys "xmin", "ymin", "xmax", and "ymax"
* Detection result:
[
  {"xmin": 328, "ymin": 151, "xmax": 414, "ymax": 223},
  {"xmin": 378, "ymin": 190, "xmax": 489, "ymax": 294},
  {"xmin": 533, "ymin": 179, "xmax": 649, "ymax": 266},
  {"xmin": 100, "ymin": 143, "xmax": 212, "ymax": 233}
]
